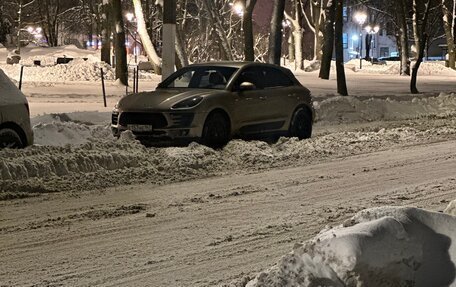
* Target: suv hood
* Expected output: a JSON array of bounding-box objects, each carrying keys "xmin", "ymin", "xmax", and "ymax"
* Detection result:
[{"xmin": 117, "ymin": 89, "xmax": 219, "ymax": 110}]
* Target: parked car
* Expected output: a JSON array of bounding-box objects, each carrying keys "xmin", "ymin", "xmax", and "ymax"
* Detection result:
[
  {"xmin": 0, "ymin": 69, "xmax": 34, "ymax": 148},
  {"xmin": 112, "ymin": 62, "xmax": 314, "ymax": 147},
  {"xmin": 378, "ymin": 56, "xmax": 400, "ymax": 62}
]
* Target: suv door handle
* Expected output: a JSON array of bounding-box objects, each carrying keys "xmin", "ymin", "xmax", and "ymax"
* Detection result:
[{"xmin": 259, "ymin": 96, "xmax": 267, "ymax": 100}]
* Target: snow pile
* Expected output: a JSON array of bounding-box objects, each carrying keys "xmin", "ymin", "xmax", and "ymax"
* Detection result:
[
  {"xmin": 315, "ymin": 93, "xmax": 456, "ymax": 124},
  {"xmin": 247, "ymin": 206, "xmax": 456, "ymax": 287},
  {"xmin": 1, "ymin": 59, "xmax": 115, "ymax": 82},
  {"xmin": 33, "ymin": 120, "xmax": 112, "ymax": 146},
  {"xmin": 345, "ymin": 59, "xmax": 456, "ymax": 76},
  {"xmin": 1, "ymin": 121, "xmax": 455, "ymax": 197}
]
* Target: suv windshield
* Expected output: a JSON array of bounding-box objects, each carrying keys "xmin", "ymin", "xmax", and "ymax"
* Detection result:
[{"xmin": 159, "ymin": 66, "xmax": 238, "ymax": 90}]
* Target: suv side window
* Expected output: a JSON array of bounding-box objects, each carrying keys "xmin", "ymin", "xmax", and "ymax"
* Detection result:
[
  {"xmin": 262, "ymin": 67, "xmax": 295, "ymax": 88},
  {"xmin": 234, "ymin": 67, "xmax": 265, "ymax": 90}
]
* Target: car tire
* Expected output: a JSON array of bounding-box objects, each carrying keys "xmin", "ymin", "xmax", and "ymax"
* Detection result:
[
  {"xmin": 0, "ymin": 128, "xmax": 23, "ymax": 149},
  {"xmin": 201, "ymin": 112, "xmax": 230, "ymax": 148},
  {"xmin": 289, "ymin": 107, "xmax": 312, "ymax": 140}
]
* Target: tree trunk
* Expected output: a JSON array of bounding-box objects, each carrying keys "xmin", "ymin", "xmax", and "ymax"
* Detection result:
[
  {"xmin": 319, "ymin": 0, "xmax": 336, "ymax": 79},
  {"xmin": 442, "ymin": 0, "xmax": 455, "ymax": 69},
  {"xmin": 243, "ymin": 0, "xmax": 257, "ymax": 61},
  {"xmin": 175, "ymin": 26, "xmax": 189, "ymax": 68},
  {"xmin": 112, "ymin": 0, "xmax": 128, "ymax": 85},
  {"xmin": 410, "ymin": 0, "xmax": 431, "ymax": 94},
  {"xmin": 335, "ymin": 0, "xmax": 347, "ymax": 96},
  {"xmin": 133, "ymin": 0, "xmax": 162, "ymax": 74},
  {"xmin": 268, "ymin": 0, "xmax": 286, "ymax": 65},
  {"xmin": 398, "ymin": 0, "xmax": 410, "ymax": 75},
  {"xmin": 101, "ymin": 1, "xmax": 112, "ymax": 64},
  {"xmin": 411, "ymin": 34, "xmax": 427, "ymax": 93}
]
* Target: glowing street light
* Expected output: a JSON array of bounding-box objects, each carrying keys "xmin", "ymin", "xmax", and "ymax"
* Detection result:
[
  {"xmin": 126, "ymin": 12, "xmax": 135, "ymax": 22},
  {"xmin": 354, "ymin": 11, "xmax": 367, "ymax": 69},
  {"xmin": 354, "ymin": 12, "xmax": 367, "ymax": 26},
  {"xmin": 125, "ymin": 12, "xmax": 138, "ymax": 63},
  {"xmin": 231, "ymin": 1, "xmax": 244, "ymax": 17},
  {"xmin": 365, "ymin": 25, "xmax": 380, "ymax": 63}
]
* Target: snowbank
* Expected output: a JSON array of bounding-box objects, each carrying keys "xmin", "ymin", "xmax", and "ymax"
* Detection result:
[
  {"xmin": 247, "ymin": 206, "xmax": 456, "ymax": 287},
  {"xmin": 1, "ymin": 119, "xmax": 455, "ymax": 197},
  {"xmin": 345, "ymin": 59, "xmax": 456, "ymax": 76},
  {"xmin": 1, "ymin": 59, "xmax": 115, "ymax": 82},
  {"xmin": 315, "ymin": 93, "xmax": 456, "ymax": 123}
]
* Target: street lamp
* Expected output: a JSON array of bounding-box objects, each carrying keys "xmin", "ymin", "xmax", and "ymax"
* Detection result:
[
  {"xmin": 26, "ymin": 26, "xmax": 43, "ymax": 45},
  {"xmin": 125, "ymin": 12, "xmax": 138, "ymax": 64},
  {"xmin": 365, "ymin": 25, "xmax": 380, "ymax": 63},
  {"xmin": 354, "ymin": 12, "xmax": 367, "ymax": 69}
]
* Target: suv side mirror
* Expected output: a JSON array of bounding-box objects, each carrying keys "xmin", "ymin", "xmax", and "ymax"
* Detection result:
[{"xmin": 239, "ymin": 82, "xmax": 256, "ymax": 91}]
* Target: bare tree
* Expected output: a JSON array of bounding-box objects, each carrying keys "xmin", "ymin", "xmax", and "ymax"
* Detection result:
[
  {"xmin": 268, "ymin": 0, "xmax": 286, "ymax": 65},
  {"xmin": 442, "ymin": 0, "xmax": 455, "ymax": 69},
  {"xmin": 101, "ymin": 0, "xmax": 111, "ymax": 64},
  {"xmin": 319, "ymin": 0, "xmax": 335, "ymax": 79},
  {"xmin": 335, "ymin": 0, "xmax": 347, "ymax": 95},
  {"xmin": 133, "ymin": 0, "xmax": 161, "ymax": 74},
  {"xmin": 284, "ymin": 0, "xmax": 304, "ymax": 69},
  {"xmin": 302, "ymin": 0, "xmax": 328, "ymax": 60},
  {"xmin": 112, "ymin": 0, "xmax": 127, "ymax": 85},
  {"xmin": 242, "ymin": 0, "xmax": 257, "ymax": 61},
  {"xmin": 201, "ymin": 0, "xmax": 233, "ymax": 60},
  {"xmin": 411, "ymin": 0, "xmax": 432, "ymax": 94}
]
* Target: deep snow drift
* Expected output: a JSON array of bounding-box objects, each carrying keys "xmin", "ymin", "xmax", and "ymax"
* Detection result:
[{"xmin": 247, "ymin": 206, "xmax": 456, "ymax": 287}]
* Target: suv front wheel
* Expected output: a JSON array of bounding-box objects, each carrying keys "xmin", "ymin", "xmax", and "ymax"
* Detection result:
[
  {"xmin": 0, "ymin": 128, "xmax": 24, "ymax": 149},
  {"xmin": 201, "ymin": 112, "xmax": 230, "ymax": 148}
]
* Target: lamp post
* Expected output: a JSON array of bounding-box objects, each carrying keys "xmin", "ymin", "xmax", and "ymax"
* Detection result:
[
  {"xmin": 354, "ymin": 12, "xmax": 367, "ymax": 69},
  {"xmin": 365, "ymin": 25, "xmax": 380, "ymax": 64},
  {"xmin": 125, "ymin": 12, "xmax": 138, "ymax": 64}
]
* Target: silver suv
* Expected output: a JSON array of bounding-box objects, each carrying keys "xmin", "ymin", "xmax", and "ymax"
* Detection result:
[
  {"xmin": 112, "ymin": 62, "xmax": 314, "ymax": 147},
  {"xmin": 0, "ymin": 69, "xmax": 33, "ymax": 148}
]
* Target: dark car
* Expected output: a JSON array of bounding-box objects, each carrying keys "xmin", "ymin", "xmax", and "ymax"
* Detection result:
[
  {"xmin": 112, "ymin": 62, "xmax": 314, "ymax": 147},
  {"xmin": 378, "ymin": 56, "xmax": 400, "ymax": 62}
]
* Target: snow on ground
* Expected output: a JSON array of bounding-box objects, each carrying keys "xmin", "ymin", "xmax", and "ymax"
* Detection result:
[
  {"xmin": 247, "ymin": 206, "xmax": 456, "ymax": 287},
  {"xmin": 1, "ymin": 45, "xmax": 456, "ymax": 287},
  {"xmin": 1, "ymin": 114, "xmax": 455, "ymax": 199},
  {"xmin": 315, "ymin": 92, "xmax": 456, "ymax": 123}
]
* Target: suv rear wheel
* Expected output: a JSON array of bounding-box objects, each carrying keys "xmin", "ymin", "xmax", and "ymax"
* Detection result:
[
  {"xmin": 201, "ymin": 112, "xmax": 230, "ymax": 148},
  {"xmin": 289, "ymin": 107, "xmax": 312, "ymax": 139},
  {"xmin": 0, "ymin": 128, "xmax": 23, "ymax": 149}
]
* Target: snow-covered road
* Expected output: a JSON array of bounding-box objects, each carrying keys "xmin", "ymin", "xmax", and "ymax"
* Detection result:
[{"xmin": 1, "ymin": 138, "xmax": 455, "ymax": 286}]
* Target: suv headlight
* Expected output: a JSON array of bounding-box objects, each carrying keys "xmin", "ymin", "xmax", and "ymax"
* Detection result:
[{"xmin": 172, "ymin": 96, "xmax": 203, "ymax": 110}]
